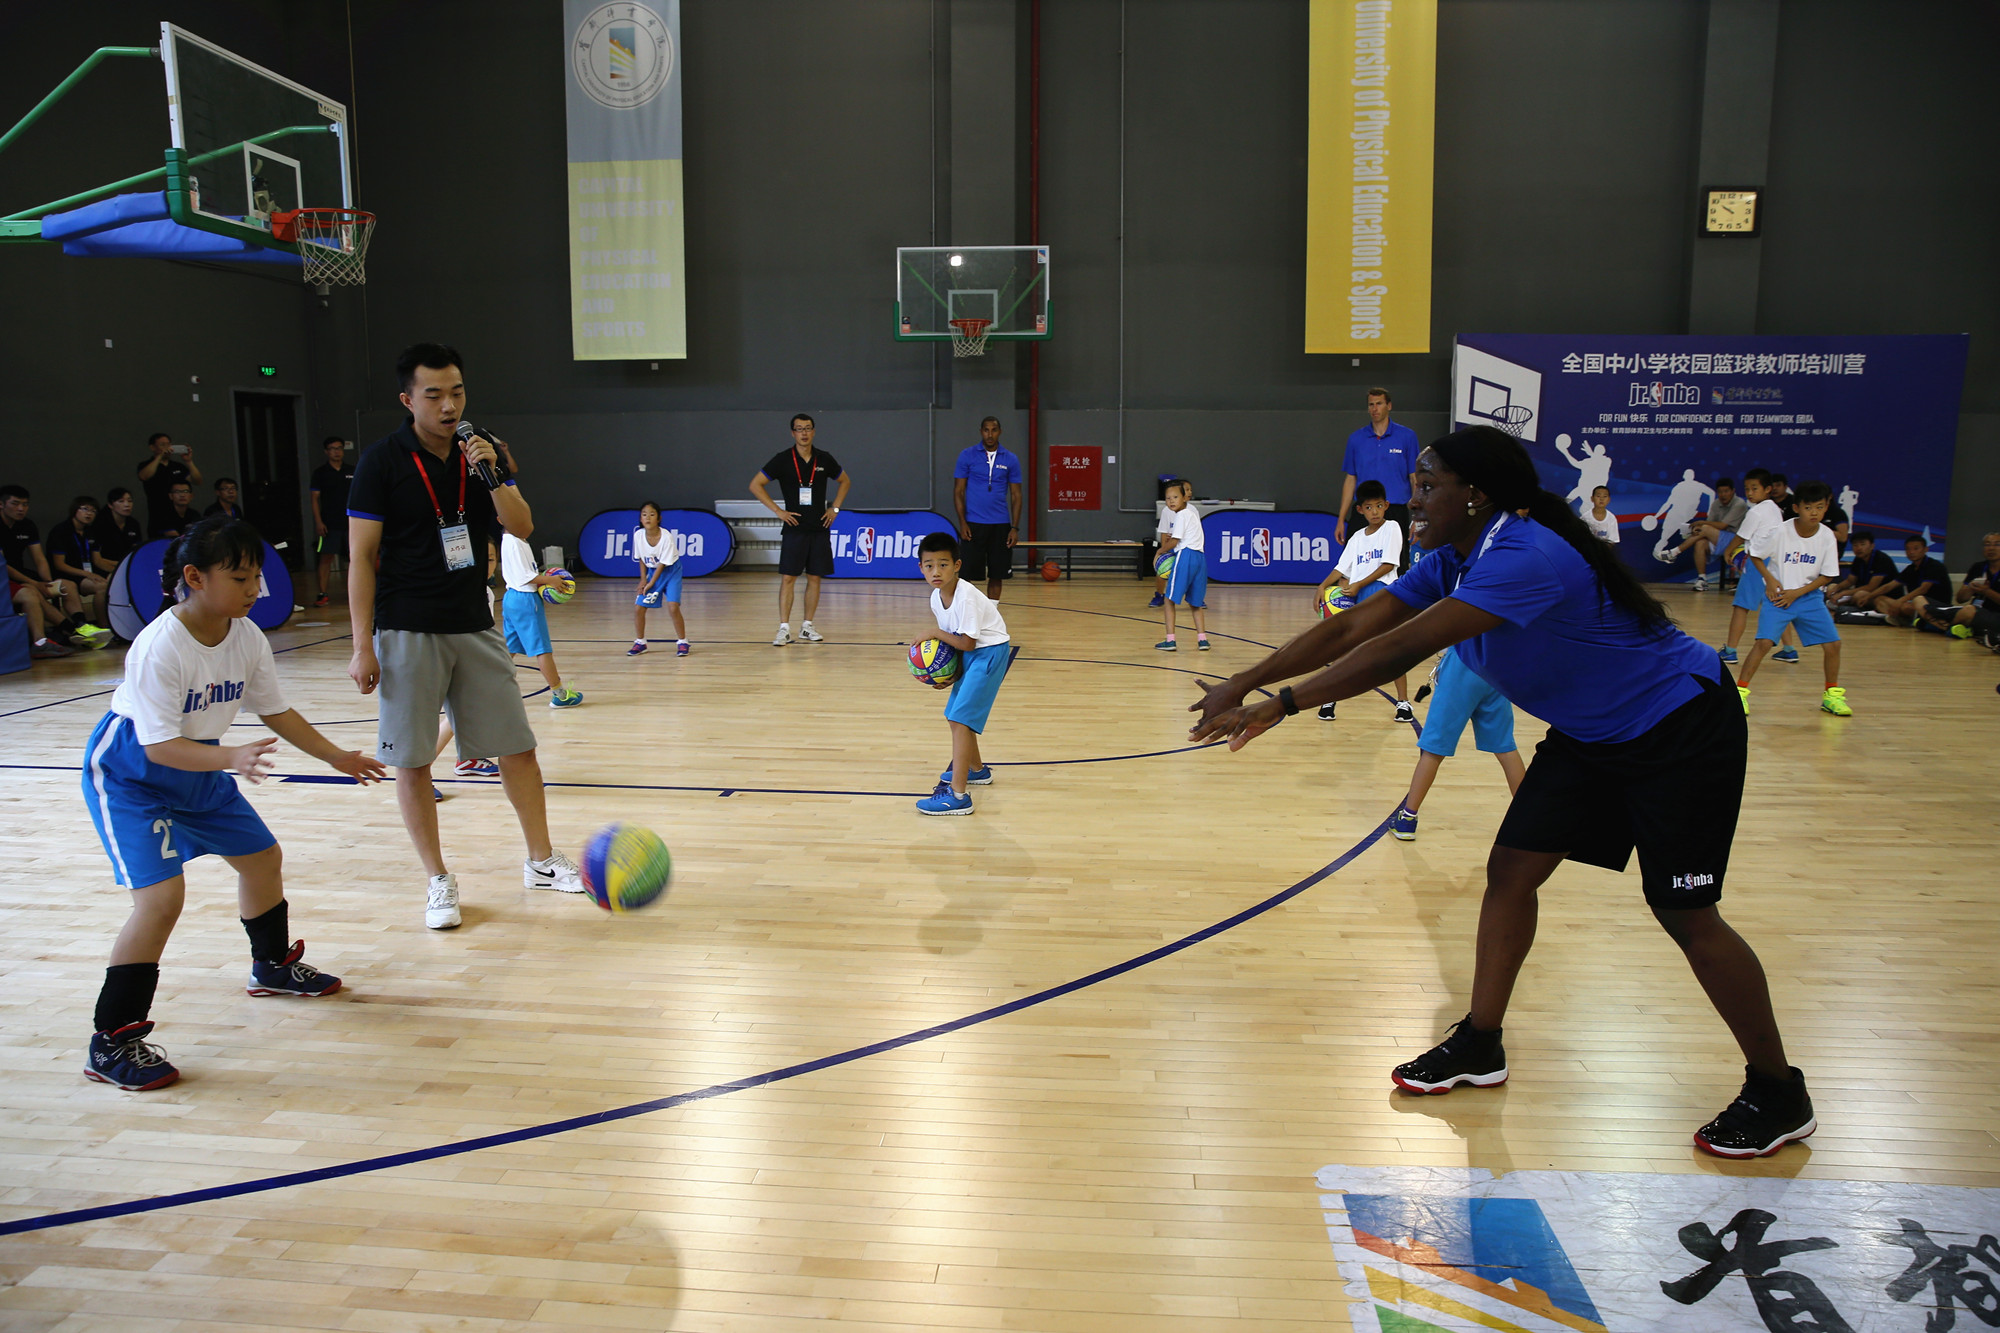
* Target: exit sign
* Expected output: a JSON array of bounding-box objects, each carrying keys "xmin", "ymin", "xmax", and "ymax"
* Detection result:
[{"xmin": 258, "ymin": 365, "xmax": 278, "ymax": 378}]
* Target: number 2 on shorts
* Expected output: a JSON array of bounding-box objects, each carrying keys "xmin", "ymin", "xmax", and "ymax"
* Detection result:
[{"xmin": 152, "ymin": 818, "xmax": 178, "ymax": 860}]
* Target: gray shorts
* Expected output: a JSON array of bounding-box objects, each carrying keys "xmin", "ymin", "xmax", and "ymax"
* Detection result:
[{"xmin": 374, "ymin": 627, "xmax": 538, "ymax": 768}]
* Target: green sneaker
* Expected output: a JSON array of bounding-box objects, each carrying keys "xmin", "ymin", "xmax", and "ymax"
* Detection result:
[
  {"xmin": 1820, "ymin": 686, "xmax": 1852, "ymax": 717},
  {"xmin": 551, "ymin": 686, "xmax": 584, "ymax": 708},
  {"xmin": 1949, "ymin": 624, "xmax": 1973, "ymax": 640},
  {"xmin": 1737, "ymin": 685, "xmax": 1750, "ymax": 714}
]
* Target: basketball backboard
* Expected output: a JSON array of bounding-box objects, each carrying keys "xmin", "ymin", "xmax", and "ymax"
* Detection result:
[
  {"xmin": 895, "ymin": 246, "xmax": 1051, "ymax": 341},
  {"xmin": 160, "ymin": 23, "xmax": 351, "ymax": 235}
]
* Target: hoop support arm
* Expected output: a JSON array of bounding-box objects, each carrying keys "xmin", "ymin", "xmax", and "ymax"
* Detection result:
[{"xmin": 0, "ymin": 46, "xmax": 158, "ymax": 159}]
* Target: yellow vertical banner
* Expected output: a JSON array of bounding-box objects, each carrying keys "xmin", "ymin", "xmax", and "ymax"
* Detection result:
[{"xmin": 1305, "ymin": 0, "xmax": 1437, "ymax": 353}]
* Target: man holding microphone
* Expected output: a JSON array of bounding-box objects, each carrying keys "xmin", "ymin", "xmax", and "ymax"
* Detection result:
[{"xmin": 345, "ymin": 344, "xmax": 582, "ymax": 931}]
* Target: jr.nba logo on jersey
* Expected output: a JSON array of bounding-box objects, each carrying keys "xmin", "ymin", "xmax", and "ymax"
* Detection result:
[
  {"xmin": 855, "ymin": 527, "xmax": 876, "ymax": 564},
  {"xmin": 1250, "ymin": 528, "xmax": 1271, "ymax": 567}
]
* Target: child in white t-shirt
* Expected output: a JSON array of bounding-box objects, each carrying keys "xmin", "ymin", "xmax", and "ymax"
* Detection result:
[
  {"xmin": 500, "ymin": 530, "xmax": 582, "ymax": 707},
  {"xmin": 1718, "ymin": 469, "xmax": 1799, "ymax": 664},
  {"xmin": 629, "ymin": 501, "xmax": 690, "ymax": 657},
  {"xmin": 80, "ymin": 519, "xmax": 385, "ymax": 1090},
  {"xmin": 1736, "ymin": 481, "xmax": 1849, "ymax": 716},
  {"xmin": 1155, "ymin": 480, "xmax": 1209, "ymax": 651},
  {"xmin": 1583, "ymin": 486, "xmax": 1620, "ymax": 544},
  {"xmin": 1314, "ymin": 481, "xmax": 1411, "ymax": 721},
  {"xmin": 912, "ymin": 531, "xmax": 1013, "ymax": 816}
]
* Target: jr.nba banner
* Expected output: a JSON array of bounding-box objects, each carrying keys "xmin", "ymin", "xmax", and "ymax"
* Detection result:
[
  {"xmin": 1304, "ymin": 0, "xmax": 1436, "ymax": 353},
  {"xmin": 563, "ymin": 0, "xmax": 687, "ymax": 360}
]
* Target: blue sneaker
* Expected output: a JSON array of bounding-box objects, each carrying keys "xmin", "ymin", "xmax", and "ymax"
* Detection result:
[
  {"xmin": 1717, "ymin": 646, "xmax": 1738, "ymax": 664},
  {"xmin": 915, "ymin": 782, "xmax": 973, "ymax": 816},
  {"xmin": 247, "ymin": 942, "xmax": 342, "ymax": 998},
  {"xmin": 84, "ymin": 1021, "xmax": 179, "ymax": 1090},
  {"xmin": 1390, "ymin": 806, "xmax": 1418, "ymax": 842},
  {"xmin": 939, "ymin": 763, "xmax": 994, "ymax": 786},
  {"xmin": 454, "ymin": 758, "xmax": 499, "ymax": 777},
  {"xmin": 1148, "ymin": 594, "xmax": 1165, "ymax": 608},
  {"xmin": 1154, "ymin": 638, "xmax": 1177, "ymax": 651},
  {"xmin": 551, "ymin": 686, "xmax": 584, "ymax": 707},
  {"xmin": 1772, "ymin": 647, "xmax": 1801, "ymax": 665}
]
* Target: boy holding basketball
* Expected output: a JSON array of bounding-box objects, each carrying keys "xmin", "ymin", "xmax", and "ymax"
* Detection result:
[
  {"xmin": 1314, "ymin": 480, "xmax": 1411, "ymax": 721},
  {"xmin": 1155, "ymin": 479, "xmax": 1210, "ymax": 652},
  {"xmin": 912, "ymin": 532, "xmax": 1012, "ymax": 816},
  {"xmin": 499, "ymin": 529, "xmax": 582, "ymax": 708}
]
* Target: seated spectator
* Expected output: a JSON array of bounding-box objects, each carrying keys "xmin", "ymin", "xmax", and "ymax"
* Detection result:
[
  {"xmin": 1827, "ymin": 530, "xmax": 1898, "ymax": 611},
  {"xmin": 1, "ymin": 483, "xmax": 103, "ymax": 655},
  {"xmin": 205, "ymin": 476, "xmax": 245, "ymax": 520},
  {"xmin": 1770, "ymin": 473, "xmax": 1793, "ymax": 517},
  {"xmin": 136, "ymin": 431, "xmax": 201, "ymax": 533},
  {"xmin": 148, "ymin": 480, "xmax": 201, "ymax": 540},
  {"xmin": 91, "ymin": 486, "xmax": 144, "ymax": 571},
  {"xmin": 1673, "ymin": 476, "xmax": 1748, "ymax": 592},
  {"xmin": 44, "ymin": 496, "xmax": 111, "ymax": 630},
  {"xmin": 1879, "ymin": 537, "xmax": 1953, "ymax": 627},
  {"xmin": 1916, "ymin": 531, "xmax": 2000, "ymax": 642}
]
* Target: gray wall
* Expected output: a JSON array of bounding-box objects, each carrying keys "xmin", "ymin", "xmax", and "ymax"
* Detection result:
[{"xmin": 3, "ymin": 1, "xmax": 1993, "ymax": 565}]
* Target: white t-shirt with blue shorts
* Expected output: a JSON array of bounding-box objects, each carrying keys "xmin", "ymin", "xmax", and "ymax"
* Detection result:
[
  {"xmin": 933, "ymin": 582, "xmax": 1012, "ymax": 734},
  {"xmin": 1731, "ymin": 499, "xmax": 1785, "ymax": 611},
  {"xmin": 1163, "ymin": 506, "xmax": 1207, "ymax": 608},
  {"xmin": 1336, "ymin": 521, "xmax": 1402, "ymax": 603},
  {"xmin": 1752, "ymin": 519, "xmax": 1840, "ymax": 647},
  {"xmin": 634, "ymin": 527, "xmax": 683, "ymax": 606},
  {"xmin": 84, "ymin": 612, "xmax": 287, "ymax": 888},
  {"xmin": 500, "ymin": 534, "xmax": 553, "ymax": 658}
]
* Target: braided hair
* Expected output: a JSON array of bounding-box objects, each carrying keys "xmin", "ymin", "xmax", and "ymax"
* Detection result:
[
  {"xmin": 1427, "ymin": 426, "xmax": 1673, "ymax": 629},
  {"xmin": 161, "ymin": 516, "xmax": 266, "ymax": 610}
]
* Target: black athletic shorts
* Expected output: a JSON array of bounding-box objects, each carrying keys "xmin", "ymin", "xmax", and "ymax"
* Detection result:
[
  {"xmin": 962, "ymin": 522, "xmax": 1014, "ymax": 581},
  {"xmin": 319, "ymin": 526, "xmax": 349, "ymax": 558},
  {"xmin": 778, "ymin": 523, "xmax": 835, "ymax": 577},
  {"xmin": 1495, "ymin": 668, "xmax": 1745, "ymax": 910}
]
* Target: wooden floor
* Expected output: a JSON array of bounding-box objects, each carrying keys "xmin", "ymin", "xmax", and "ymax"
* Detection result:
[{"xmin": 1, "ymin": 572, "xmax": 1996, "ymax": 1330}]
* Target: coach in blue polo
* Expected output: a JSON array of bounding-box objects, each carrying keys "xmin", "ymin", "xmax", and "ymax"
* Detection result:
[
  {"xmin": 1336, "ymin": 388, "xmax": 1420, "ymax": 559},
  {"xmin": 952, "ymin": 416, "xmax": 1024, "ymax": 599}
]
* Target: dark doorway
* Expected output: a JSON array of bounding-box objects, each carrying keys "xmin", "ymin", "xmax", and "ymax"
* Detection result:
[{"xmin": 233, "ymin": 391, "xmax": 304, "ymax": 569}]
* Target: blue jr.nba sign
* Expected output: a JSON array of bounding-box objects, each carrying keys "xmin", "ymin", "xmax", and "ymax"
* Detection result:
[
  {"xmin": 574, "ymin": 509, "xmax": 733, "ymax": 578},
  {"xmin": 1203, "ymin": 511, "xmax": 1342, "ymax": 584}
]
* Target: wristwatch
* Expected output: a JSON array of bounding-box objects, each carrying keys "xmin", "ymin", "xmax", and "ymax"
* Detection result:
[{"xmin": 1278, "ymin": 686, "xmax": 1299, "ymax": 716}]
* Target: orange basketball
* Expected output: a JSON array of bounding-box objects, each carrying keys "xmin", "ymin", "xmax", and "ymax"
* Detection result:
[{"xmin": 1041, "ymin": 559, "xmax": 1060, "ymax": 581}]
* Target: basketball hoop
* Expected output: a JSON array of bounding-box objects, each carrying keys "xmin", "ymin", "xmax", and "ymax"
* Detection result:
[
  {"xmin": 1491, "ymin": 405, "xmax": 1534, "ymax": 438},
  {"xmin": 270, "ymin": 208, "xmax": 375, "ymax": 287},
  {"xmin": 949, "ymin": 317, "xmax": 992, "ymax": 358}
]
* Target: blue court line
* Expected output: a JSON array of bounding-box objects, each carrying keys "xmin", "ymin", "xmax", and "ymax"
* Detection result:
[{"xmin": 0, "ymin": 812, "xmax": 1393, "ymax": 1238}]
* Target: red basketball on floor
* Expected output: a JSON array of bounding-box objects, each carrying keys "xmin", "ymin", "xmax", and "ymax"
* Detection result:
[{"xmin": 1041, "ymin": 559, "xmax": 1060, "ymax": 581}]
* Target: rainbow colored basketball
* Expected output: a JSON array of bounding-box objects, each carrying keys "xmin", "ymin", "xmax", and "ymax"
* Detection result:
[
  {"xmin": 540, "ymin": 567, "xmax": 578, "ymax": 604},
  {"xmin": 909, "ymin": 637, "xmax": 962, "ymax": 686},
  {"xmin": 1320, "ymin": 585, "xmax": 1355, "ymax": 619},
  {"xmin": 580, "ymin": 822, "xmax": 674, "ymax": 913},
  {"xmin": 1154, "ymin": 549, "xmax": 1177, "ymax": 580}
]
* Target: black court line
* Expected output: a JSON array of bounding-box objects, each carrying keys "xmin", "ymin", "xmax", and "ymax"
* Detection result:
[
  {"xmin": 0, "ymin": 811, "xmax": 1393, "ymax": 1238},
  {"xmin": 0, "ymin": 634, "xmax": 352, "ymax": 722}
]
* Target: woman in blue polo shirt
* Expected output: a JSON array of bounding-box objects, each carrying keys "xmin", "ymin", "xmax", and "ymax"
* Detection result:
[{"xmin": 1189, "ymin": 425, "xmax": 1813, "ymax": 1160}]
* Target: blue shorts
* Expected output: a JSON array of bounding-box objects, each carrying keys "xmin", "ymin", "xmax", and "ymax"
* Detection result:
[
  {"xmin": 502, "ymin": 588, "xmax": 553, "ymax": 657},
  {"xmin": 1352, "ymin": 580, "xmax": 1388, "ymax": 603},
  {"xmin": 637, "ymin": 565, "xmax": 683, "ymax": 607},
  {"xmin": 1166, "ymin": 549, "xmax": 1207, "ymax": 608},
  {"xmin": 944, "ymin": 642, "xmax": 1012, "ymax": 734},
  {"xmin": 82, "ymin": 712, "xmax": 275, "ymax": 889},
  {"xmin": 1417, "ymin": 650, "xmax": 1516, "ymax": 758},
  {"xmin": 1732, "ymin": 574, "xmax": 1766, "ymax": 613},
  {"xmin": 1757, "ymin": 592, "xmax": 1839, "ymax": 647}
]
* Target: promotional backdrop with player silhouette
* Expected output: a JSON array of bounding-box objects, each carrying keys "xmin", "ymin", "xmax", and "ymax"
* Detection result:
[{"xmin": 1451, "ymin": 334, "xmax": 1970, "ymax": 577}]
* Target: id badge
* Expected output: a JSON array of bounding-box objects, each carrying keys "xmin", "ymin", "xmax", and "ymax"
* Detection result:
[
  {"xmin": 798, "ymin": 485, "xmax": 814, "ymax": 507},
  {"xmin": 439, "ymin": 523, "xmax": 475, "ymax": 571}
]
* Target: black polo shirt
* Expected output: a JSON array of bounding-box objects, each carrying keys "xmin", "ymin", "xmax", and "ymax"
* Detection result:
[
  {"xmin": 1844, "ymin": 548, "xmax": 1896, "ymax": 586},
  {"xmin": 1964, "ymin": 560, "xmax": 2000, "ymax": 602},
  {"xmin": 148, "ymin": 503, "xmax": 201, "ymax": 541},
  {"xmin": 311, "ymin": 461, "xmax": 355, "ymax": 517},
  {"xmin": 348, "ymin": 423, "xmax": 504, "ymax": 635},
  {"xmin": 44, "ymin": 522, "xmax": 94, "ymax": 579},
  {"xmin": 138, "ymin": 455, "xmax": 193, "ymax": 521},
  {"xmin": 760, "ymin": 446, "xmax": 843, "ymax": 522},
  {"xmin": 1896, "ymin": 556, "xmax": 1951, "ymax": 600},
  {"xmin": 92, "ymin": 513, "xmax": 144, "ymax": 567},
  {"xmin": 1, "ymin": 516, "xmax": 41, "ymax": 580}
]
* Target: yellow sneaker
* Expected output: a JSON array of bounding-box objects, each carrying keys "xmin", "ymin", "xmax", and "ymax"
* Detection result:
[
  {"xmin": 1737, "ymin": 684, "xmax": 1751, "ymax": 714},
  {"xmin": 1820, "ymin": 686, "xmax": 1852, "ymax": 717}
]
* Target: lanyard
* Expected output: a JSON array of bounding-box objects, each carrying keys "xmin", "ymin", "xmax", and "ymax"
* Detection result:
[
  {"xmin": 792, "ymin": 448, "xmax": 817, "ymax": 493},
  {"xmin": 409, "ymin": 447, "xmax": 467, "ymax": 526},
  {"xmin": 985, "ymin": 449, "xmax": 1001, "ymax": 490}
]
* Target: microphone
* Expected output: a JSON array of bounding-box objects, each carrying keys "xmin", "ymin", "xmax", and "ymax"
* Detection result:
[{"xmin": 452, "ymin": 421, "xmax": 503, "ymax": 490}]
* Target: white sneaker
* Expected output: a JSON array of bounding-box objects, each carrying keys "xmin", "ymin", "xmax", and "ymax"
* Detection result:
[
  {"xmin": 798, "ymin": 622, "xmax": 825, "ymax": 643},
  {"xmin": 525, "ymin": 851, "xmax": 585, "ymax": 893},
  {"xmin": 1693, "ymin": 576, "xmax": 1709, "ymax": 592},
  {"xmin": 772, "ymin": 624, "xmax": 793, "ymax": 647},
  {"xmin": 425, "ymin": 873, "xmax": 461, "ymax": 930}
]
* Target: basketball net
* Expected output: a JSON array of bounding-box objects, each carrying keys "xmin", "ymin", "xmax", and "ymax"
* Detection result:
[
  {"xmin": 270, "ymin": 208, "xmax": 375, "ymax": 287},
  {"xmin": 949, "ymin": 317, "xmax": 992, "ymax": 358},
  {"xmin": 1493, "ymin": 405, "xmax": 1534, "ymax": 439}
]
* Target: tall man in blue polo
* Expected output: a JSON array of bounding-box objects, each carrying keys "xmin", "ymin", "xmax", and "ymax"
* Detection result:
[
  {"xmin": 952, "ymin": 416, "xmax": 1024, "ymax": 600},
  {"xmin": 1336, "ymin": 388, "xmax": 1420, "ymax": 563}
]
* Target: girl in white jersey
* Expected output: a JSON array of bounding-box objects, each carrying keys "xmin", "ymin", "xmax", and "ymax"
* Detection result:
[
  {"xmin": 80, "ymin": 519, "xmax": 385, "ymax": 1090},
  {"xmin": 629, "ymin": 501, "xmax": 689, "ymax": 656}
]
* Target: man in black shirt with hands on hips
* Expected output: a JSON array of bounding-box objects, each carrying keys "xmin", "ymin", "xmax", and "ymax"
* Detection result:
[
  {"xmin": 346, "ymin": 344, "xmax": 583, "ymax": 931},
  {"xmin": 750, "ymin": 413, "xmax": 851, "ymax": 646},
  {"xmin": 310, "ymin": 436, "xmax": 356, "ymax": 606}
]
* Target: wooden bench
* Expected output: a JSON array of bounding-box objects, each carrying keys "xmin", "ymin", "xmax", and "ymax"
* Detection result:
[{"xmin": 1017, "ymin": 540, "xmax": 1149, "ymax": 579}]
